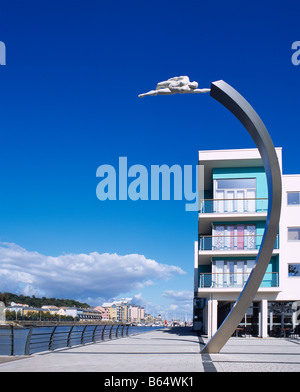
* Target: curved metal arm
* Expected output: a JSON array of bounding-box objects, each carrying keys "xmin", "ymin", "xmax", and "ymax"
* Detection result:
[{"xmin": 201, "ymin": 80, "xmax": 282, "ymax": 353}]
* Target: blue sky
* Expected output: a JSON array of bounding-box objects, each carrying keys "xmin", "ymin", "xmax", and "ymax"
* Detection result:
[{"xmin": 0, "ymin": 0, "xmax": 299, "ymax": 320}]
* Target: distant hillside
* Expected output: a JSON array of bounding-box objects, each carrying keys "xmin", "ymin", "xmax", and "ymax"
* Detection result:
[{"xmin": 0, "ymin": 292, "xmax": 90, "ymax": 309}]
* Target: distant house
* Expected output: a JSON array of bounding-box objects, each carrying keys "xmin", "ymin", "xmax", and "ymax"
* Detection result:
[
  {"xmin": 65, "ymin": 307, "xmax": 102, "ymax": 321},
  {"xmin": 94, "ymin": 306, "xmax": 109, "ymax": 320},
  {"xmin": 41, "ymin": 305, "xmax": 66, "ymax": 317},
  {"xmin": 128, "ymin": 305, "xmax": 145, "ymax": 323}
]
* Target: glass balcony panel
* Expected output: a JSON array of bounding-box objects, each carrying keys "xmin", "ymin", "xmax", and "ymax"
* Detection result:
[
  {"xmin": 199, "ymin": 272, "xmax": 279, "ymax": 289},
  {"xmin": 199, "ymin": 198, "xmax": 268, "ymax": 214},
  {"xmin": 199, "ymin": 234, "xmax": 279, "ymax": 251}
]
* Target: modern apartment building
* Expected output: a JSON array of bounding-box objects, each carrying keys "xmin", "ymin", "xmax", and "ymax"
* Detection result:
[
  {"xmin": 128, "ymin": 305, "xmax": 145, "ymax": 323},
  {"xmin": 94, "ymin": 306, "xmax": 110, "ymax": 321},
  {"xmin": 102, "ymin": 300, "xmax": 145, "ymax": 323},
  {"xmin": 194, "ymin": 148, "xmax": 300, "ymax": 338}
]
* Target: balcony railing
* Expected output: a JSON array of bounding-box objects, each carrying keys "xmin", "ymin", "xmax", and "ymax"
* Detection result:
[
  {"xmin": 198, "ymin": 234, "xmax": 279, "ymax": 251},
  {"xmin": 199, "ymin": 272, "xmax": 279, "ymax": 289},
  {"xmin": 199, "ymin": 198, "xmax": 268, "ymax": 214}
]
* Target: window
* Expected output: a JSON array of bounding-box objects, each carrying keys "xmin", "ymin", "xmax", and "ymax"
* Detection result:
[
  {"xmin": 288, "ymin": 227, "xmax": 300, "ymax": 241},
  {"xmin": 214, "ymin": 178, "xmax": 256, "ymax": 213},
  {"xmin": 212, "ymin": 259, "xmax": 256, "ymax": 288},
  {"xmin": 216, "ymin": 178, "xmax": 256, "ymax": 189},
  {"xmin": 287, "ymin": 192, "xmax": 300, "ymax": 205},
  {"xmin": 288, "ymin": 264, "xmax": 300, "ymax": 277},
  {"xmin": 212, "ymin": 224, "xmax": 257, "ymax": 250}
]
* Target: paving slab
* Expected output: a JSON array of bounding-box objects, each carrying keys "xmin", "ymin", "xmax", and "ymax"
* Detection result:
[{"xmin": 202, "ymin": 336, "xmax": 300, "ymax": 372}]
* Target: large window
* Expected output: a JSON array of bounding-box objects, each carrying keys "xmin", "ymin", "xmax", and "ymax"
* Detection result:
[
  {"xmin": 288, "ymin": 227, "xmax": 300, "ymax": 241},
  {"xmin": 268, "ymin": 302, "xmax": 296, "ymax": 337},
  {"xmin": 214, "ymin": 178, "xmax": 256, "ymax": 213},
  {"xmin": 287, "ymin": 192, "xmax": 300, "ymax": 206},
  {"xmin": 212, "ymin": 259, "xmax": 256, "ymax": 288},
  {"xmin": 217, "ymin": 301, "xmax": 260, "ymax": 336}
]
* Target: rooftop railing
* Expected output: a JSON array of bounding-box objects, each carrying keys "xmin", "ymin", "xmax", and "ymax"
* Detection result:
[
  {"xmin": 199, "ymin": 272, "xmax": 279, "ymax": 289},
  {"xmin": 199, "ymin": 198, "xmax": 268, "ymax": 214},
  {"xmin": 198, "ymin": 234, "xmax": 279, "ymax": 251}
]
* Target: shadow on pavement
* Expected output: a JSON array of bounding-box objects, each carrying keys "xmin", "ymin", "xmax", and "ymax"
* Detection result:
[{"xmin": 161, "ymin": 327, "xmax": 199, "ymax": 336}]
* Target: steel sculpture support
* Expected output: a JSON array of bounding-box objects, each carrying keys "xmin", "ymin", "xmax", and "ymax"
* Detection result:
[
  {"xmin": 201, "ymin": 80, "xmax": 282, "ymax": 353},
  {"xmin": 138, "ymin": 77, "xmax": 282, "ymax": 353}
]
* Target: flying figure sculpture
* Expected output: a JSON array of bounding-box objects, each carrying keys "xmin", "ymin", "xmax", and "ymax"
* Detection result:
[{"xmin": 138, "ymin": 76, "xmax": 210, "ymax": 98}]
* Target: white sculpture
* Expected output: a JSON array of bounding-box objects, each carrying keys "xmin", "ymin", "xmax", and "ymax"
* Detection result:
[{"xmin": 138, "ymin": 76, "xmax": 210, "ymax": 98}]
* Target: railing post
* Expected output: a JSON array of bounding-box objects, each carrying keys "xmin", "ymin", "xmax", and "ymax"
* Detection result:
[
  {"xmin": 200, "ymin": 200, "xmax": 204, "ymax": 213},
  {"xmin": 49, "ymin": 325, "xmax": 58, "ymax": 351},
  {"xmin": 10, "ymin": 324, "xmax": 14, "ymax": 356},
  {"xmin": 126, "ymin": 325, "xmax": 129, "ymax": 336},
  {"xmin": 101, "ymin": 325, "xmax": 106, "ymax": 340},
  {"xmin": 92, "ymin": 325, "xmax": 98, "ymax": 342},
  {"xmin": 67, "ymin": 325, "xmax": 74, "ymax": 347},
  {"xmin": 116, "ymin": 325, "xmax": 120, "ymax": 338},
  {"xmin": 24, "ymin": 326, "xmax": 34, "ymax": 356},
  {"xmin": 109, "ymin": 324, "xmax": 114, "ymax": 339},
  {"xmin": 81, "ymin": 325, "xmax": 87, "ymax": 345},
  {"xmin": 121, "ymin": 325, "xmax": 125, "ymax": 337}
]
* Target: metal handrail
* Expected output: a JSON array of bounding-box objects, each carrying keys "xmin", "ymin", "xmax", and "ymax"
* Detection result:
[
  {"xmin": 22, "ymin": 324, "xmax": 131, "ymax": 356},
  {"xmin": 199, "ymin": 271, "xmax": 278, "ymax": 275},
  {"xmin": 0, "ymin": 324, "xmax": 161, "ymax": 356},
  {"xmin": 199, "ymin": 234, "xmax": 265, "ymax": 238},
  {"xmin": 200, "ymin": 197, "xmax": 268, "ymax": 201},
  {"xmin": 199, "ymin": 197, "xmax": 268, "ymax": 214},
  {"xmin": 201, "ymin": 197, "xmax": 268, "ymax": 201}
]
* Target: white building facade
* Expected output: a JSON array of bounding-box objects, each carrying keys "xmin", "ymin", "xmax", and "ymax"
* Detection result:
[{"xmin": 194, "ymin": 148, "xmax": 300, "ymax": 338}]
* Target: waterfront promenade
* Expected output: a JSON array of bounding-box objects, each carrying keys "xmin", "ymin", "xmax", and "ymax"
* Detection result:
[{"xmin": 0, "ymin": 327, "xmax": 300, "ymax": 372}]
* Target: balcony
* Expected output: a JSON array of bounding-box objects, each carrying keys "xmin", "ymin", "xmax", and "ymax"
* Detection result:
[
  {"xmin": 199, "ymin": 272, "xmax": 279, "ymax": 289},
  {"xmin": 199, "ymin": 198, "xmax": 268, "ymax": 214},
  {"xmin": 198, "ymin": 234, "xmax": 279, "ymax": 264},
  {"xmin": 198, "ymin": 234, "xmax": 279, "ymax": 251}
]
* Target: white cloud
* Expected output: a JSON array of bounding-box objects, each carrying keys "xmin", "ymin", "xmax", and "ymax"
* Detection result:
[
  {"xmin": 162, "ymin": 290, "xmax": 194, "ymax": 319},
  {"xmin": 162, "ymin": 290, "xmax": 193, "ymax": 302},
  {"xmin": 0, "ymin": 242, "xmax": 185, "ymax": 303}
]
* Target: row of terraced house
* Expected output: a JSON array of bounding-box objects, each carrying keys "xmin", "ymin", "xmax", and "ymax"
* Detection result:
[
  {"xmin": 96, "ymin": 300, "xmax": 145, "ymax": 323},
  {"xmin": 6, "ymin": 299, "xmax": 145, "ymax": 323}
]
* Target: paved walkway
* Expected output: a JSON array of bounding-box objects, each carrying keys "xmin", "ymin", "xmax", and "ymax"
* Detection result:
[
  {"xmin": 0, "ymin": 327, "xmax": 300, "ymax": 372},
  {"xmin": 0, "ymin": 328, "xmax": 204, "ymax": 372}
]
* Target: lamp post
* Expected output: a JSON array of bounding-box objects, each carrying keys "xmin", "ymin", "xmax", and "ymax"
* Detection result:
[{"xmin": 139, "ymin": 78, "xmax": 282, "ymax": 353}]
